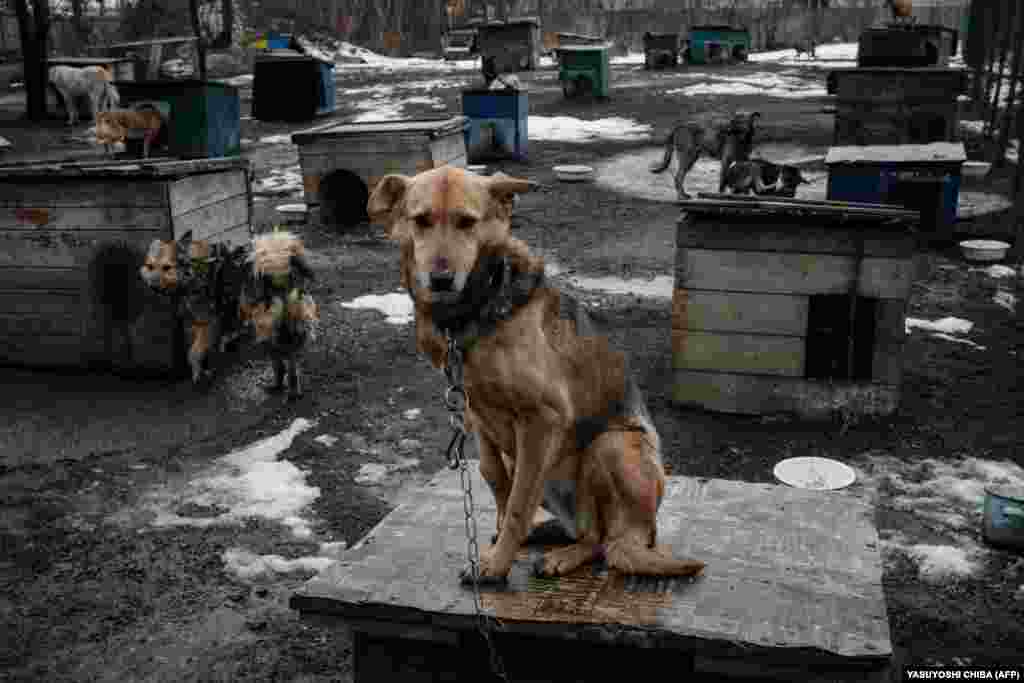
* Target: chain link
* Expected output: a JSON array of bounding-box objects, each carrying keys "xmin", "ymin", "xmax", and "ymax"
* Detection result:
[{"xmin": 444, "ymin": 336, "xmax": 509, "ymax": 682}]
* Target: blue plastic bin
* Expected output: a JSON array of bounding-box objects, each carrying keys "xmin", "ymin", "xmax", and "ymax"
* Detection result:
[
  {"xmin": 267, "ymin": 33, "xmax": 292, "ymax": 49},
  {"xmin": 461, "ymin": 89, "xmax": 528, "ymax": 162},
  {"xmin": 825, "ymin": 143, "xmax": 965, "ymax": 240}
]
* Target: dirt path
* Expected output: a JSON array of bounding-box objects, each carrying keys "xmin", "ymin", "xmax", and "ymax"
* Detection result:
[{"xmin": 1, "ymin": 56, "xmax": 1023, "ymax": 682}]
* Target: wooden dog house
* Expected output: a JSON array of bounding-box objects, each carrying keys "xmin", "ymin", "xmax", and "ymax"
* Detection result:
[
  {"xmin": 0, "ymin": 157, "xmax": 252, "ymax": 375},
  {"xmin": 827, "ymin": 67, "xmax": 968, "ymax": 146},
  {"xmin": 291, "ymin": 116, "xmax": 468, "ymax": 228},
  {"xmin": 475, "ymin": 19, "xmax": 542, "ymax": 71},
  {"xmin": 672, "ymin": 196, "xmax": 920, "ymax": 419}
]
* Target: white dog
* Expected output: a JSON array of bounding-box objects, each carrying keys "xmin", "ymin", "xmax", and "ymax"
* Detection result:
[{"xmin": 48, "ymin": 65, "xmax": 120, "ymax": 126}]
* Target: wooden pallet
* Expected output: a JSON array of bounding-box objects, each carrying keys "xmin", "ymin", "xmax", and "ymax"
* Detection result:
[{"xmin": 292, "ymin": 464, "xmax": 893, "ymax": 682}]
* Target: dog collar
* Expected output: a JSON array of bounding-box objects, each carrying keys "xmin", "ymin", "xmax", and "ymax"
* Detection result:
[{"xmin": 432, "ymin": 255, "xmax": 544, "ymax": 353}]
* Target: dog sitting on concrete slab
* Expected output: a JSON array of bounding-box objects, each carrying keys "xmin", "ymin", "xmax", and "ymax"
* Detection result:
[{"xmin": 48, "ymin": 65, "xmax": 119, "ymax": 127}]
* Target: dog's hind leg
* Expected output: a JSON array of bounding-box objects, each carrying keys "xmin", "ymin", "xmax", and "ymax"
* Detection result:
[
  {"xmin": 533, "ymin": 457, "xmax": 605, "ymax": 577},
  {"xmin": 673, "ymin": 149, "xmax": 700, "ymax": 200}
]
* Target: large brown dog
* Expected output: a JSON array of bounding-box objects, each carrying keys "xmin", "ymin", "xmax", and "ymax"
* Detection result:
[
  {"xmin": 368, "ymin": 166, "xmax": 705, "ymax": 583},
  {"xmin": 650, "ymin": 111, "xmax": 760, "ymax": 198}
]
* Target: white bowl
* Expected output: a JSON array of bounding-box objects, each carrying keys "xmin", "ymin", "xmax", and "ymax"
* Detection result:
[
  {"xmin": 773, "ymin": 456, "xmax": 856, "ymax": 491},
  {"xmin": 962, "ymin": 161, "xmax": 991, "ymax": 178},
  {"xmin": 960, "ymin": 239, "xmax": 1010, "ymax": 262},
  {"xmin": 553, "ymin": 164, "xmax": 594, "ymax": 182},
  {"xmin": 276, "ymin": 203, "xmax": 308, "ymax": 215}
]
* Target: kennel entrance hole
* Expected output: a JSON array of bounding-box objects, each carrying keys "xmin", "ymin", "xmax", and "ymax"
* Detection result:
[
  {"xmin": 804, "ymin": 294, "xmax": 878, "ymax": 382},
  {"xmin": 320, "ymin": 169, "xmax": 369, "ymax": 229}
]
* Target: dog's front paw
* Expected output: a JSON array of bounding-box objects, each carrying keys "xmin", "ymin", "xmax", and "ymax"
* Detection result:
[{"xmin": 458, "ymin": 547, "xmax": 510, "ymax": 586}]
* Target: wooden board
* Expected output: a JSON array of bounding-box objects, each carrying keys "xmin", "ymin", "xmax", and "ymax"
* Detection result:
[
  {"xmin": 672, "ymin": 369, "xmax": 900, "ymax": 417},
  {"xmin": 0, "ymin": 230, "xmax": 167, "ymax": 270},
  {"xmin": 293, "ymin": 465, "xmax": 892, "ymax": 681},
  {"xmin": 168, "ymin": 170, "xmax": 249, "ymax": 217},
  {"xmin": 0, "ymin": 157, "xmax": 248, "ymax": 179},
  {"xmin": 292, "ymin": 117, "xmax": 468, "ymax": 142},
  {"xmin": 672, "ymin": 329, "xmax": 805, "ymax": 376},
  {"xmin": 0, "ymin": 180, "xmax": 168, "ymax": 209},
  {"xmin": 174, "ymin": 196, "xmax": 250, "ymax": 241},
  {"xmin": 0, "ymin": 207, "xmax": 170, "ymax": 231},
  {"xmin": 676, "ymin": 218, "xmax": 917, "ymax": 259},
  {"xmin": 672, "ymin": 289, "xmax": 810, "ymax": 336},
  {"xmin": 675, "ymin": 249, "xmax": 914, "ymax": 300}
]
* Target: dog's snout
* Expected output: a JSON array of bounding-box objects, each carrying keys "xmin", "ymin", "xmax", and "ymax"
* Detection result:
[
  {"xmin": 429, "ymin": 272, "xmax": 456, "ymax": 291},
  {"xmin": 435, "ymin": 257, "xmax": 450, "ymax": 271}
]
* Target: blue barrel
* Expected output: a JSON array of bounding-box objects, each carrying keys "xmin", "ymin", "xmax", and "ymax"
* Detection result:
[{"xmin": 461, "ymin": 89, "xmax": 528, "ymax": 162}]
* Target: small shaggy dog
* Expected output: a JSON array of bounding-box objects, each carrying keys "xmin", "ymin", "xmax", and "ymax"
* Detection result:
[
  {"xmin": 49, "ymin": 65, "xmax": 119, "ymax": 126},
  {"xmin": 139, "ymin": 230, "xmax": 318, "ymax": 398}
]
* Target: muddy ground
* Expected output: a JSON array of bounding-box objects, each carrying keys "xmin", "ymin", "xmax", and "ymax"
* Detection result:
[{"xmin": 1, "ymin": 55, "xmax": 1023, "ymax": 682}]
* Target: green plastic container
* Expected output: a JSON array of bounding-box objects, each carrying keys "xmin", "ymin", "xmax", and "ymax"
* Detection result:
[
  {"xmin": 555, "ymin": 45, "xmax": 611, "ymax": 99},
  {"xmin": 113, "ymin": 80, "xmax": 241, "ymax": 159},
  {"xmin": 983, "ymin": 485, "xmax": 1024, "ymax": 552},
  {"xmin": 685, "ymin": 25, "xmax": 751, "ymax": 64}
]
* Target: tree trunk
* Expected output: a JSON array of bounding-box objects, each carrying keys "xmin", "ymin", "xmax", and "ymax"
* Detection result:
[
  {"xmin": 994, "ymin": 4, "xmax": 1024, "ymax": 165},
  {"xmin": 14, "ymin": 0, "xmax": 51, "ymax": 122},
  {"xmin": 70, "ymin": 0, "xmax": 90, "ymax": 54},
  {"xmin": 188, "ymin": 0, "xmax": 208, "ymax": 81}
]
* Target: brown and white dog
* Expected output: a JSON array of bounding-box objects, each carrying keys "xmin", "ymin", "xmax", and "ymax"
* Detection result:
[
  {"xmin": 95, "ymin": 108, "xmax": 163, "ymax": 158},
  {"xmin": 369, "ymin": 166, "xmax": 706, "ymax": 583},
  {"xmin": 650, "ymin": 111, "xmax": 760, "ymax": 198},
  {"xmin": 722, "ymin": 159, "xmax": 811, "ymax": 198},
  {"xmin": 49, "ymin": 65, "xmax": 119, "ymax": 127},
  {"xmin": 139, "ymin": 230, "xmax": 318, "ymax": 398}
]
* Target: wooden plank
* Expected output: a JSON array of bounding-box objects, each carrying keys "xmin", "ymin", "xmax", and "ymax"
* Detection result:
[
  {"xmin": 297, "ymin": 135, "xmax": 431, "ymax": 158},
  {"xmin": 672, "ymin": 330, "xmax": 805, "ymax": 376},
  {"xmin": 293, "ymin": 466, "xmax": 892, "ymax": 676},
  {"xmin": 0, "ymin": 230, "xmax": 164, "ymax": 270},
  {"xmin": 859, "ymin": 256, "xmax": 914, "ymax": 300},
  {"xmin": 168, "ymin": 170, "xmax": 249, "ymax": 217},
  {"xmin": 0, "ymin": 157, "xmax": 247, "ymax": 179},
  {"xmin": 172, "ymin": 195, "xmax": 250, "ymax": 241},
  {"xmin": 672, "ymin": 369, "xmax": 900, "ymax": 417},
  {"xmin": 0, "ymin": 207, "xmax": 170, "ymax": 231},
  {"xmin": 0, "ymin": 311, "xmax": 82, "ymax": 337},
  {"xmin": 0, "ymin": 180, "xmax": 169, "ymax": 208},
  {"xmin": 0, "ymin": 267, "xmax": 88, "ymax": 291},
  {"xmin": 675, "ymin": 249, "xmax": 912, "ymax": 300},
  {"xmin": 672, "ymin": 289, "xmax": 809, "ymax": 336},
  {"xmin": 677, "ymin": 215, "xmax": 918, "ymax": 258},
  {"xmin": 0, "ymin": 332, "xmax": 88, "ymax": 368},
  {"xmin": 676, "ymin": 248, "xmax": 856, "ymax": 296}
]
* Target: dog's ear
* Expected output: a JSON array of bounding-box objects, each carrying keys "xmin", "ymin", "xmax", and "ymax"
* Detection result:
[
  {"xmin": 487, "ymin": 172, "xmax": 532, "ymax": 202},
  {"xmin": 367, "ymin": 174, "xmax": 410, "ymax": 231}
]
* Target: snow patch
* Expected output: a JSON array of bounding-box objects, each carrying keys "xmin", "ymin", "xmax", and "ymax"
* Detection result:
[
  {"xmin": 528, "ymin": 115, "xmax": 652, "ymax": 143},
  {"xmin": 339, "ymin": 292, "xmax": 414, "ymax": 325},
  {"xmin": 142, "ymin": 418, "xmax": 320, "ymax": 539},
  {"xmin": 355, "ymin": 458, "xmax": 421, "ymax": 485},
  {"xmin": 905, "ymin": 316, "xmax": 974, "ymax": 335},
  {"xmin": 253, "ymin": 165, "xmax": 303, "ymax": 195},
  {"xmin": 222, "ymin": 547, "xmax": 335, "ymax": 580}
]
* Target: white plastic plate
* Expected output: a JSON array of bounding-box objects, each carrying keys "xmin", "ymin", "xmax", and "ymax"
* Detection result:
[{"xmin": 773, "ymin": 456, "xmax": 856, "ymax": 491}]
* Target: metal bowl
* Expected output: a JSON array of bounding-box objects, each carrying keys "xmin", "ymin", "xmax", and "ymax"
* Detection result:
[{"xmin": 959, "ymin": 239, "xmax": 1010, "ymax": 262}]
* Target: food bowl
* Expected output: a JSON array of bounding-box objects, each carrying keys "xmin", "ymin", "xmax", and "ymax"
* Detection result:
[
  {"xmin": 553, "ymin": 164, "xmax": 595, "ymax": 182},
  {"xmin": 961, "ymin": 160, "xmax": 992, "ymax": 178},
  {"xmin": 959, "ymin": 239, "xmax": 1010, "ymax": 262}
]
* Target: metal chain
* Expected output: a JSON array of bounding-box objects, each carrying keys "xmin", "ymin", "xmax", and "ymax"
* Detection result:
[{"xmin": 443, "ymin": 336, "xmax": 510, "ymax": 683}]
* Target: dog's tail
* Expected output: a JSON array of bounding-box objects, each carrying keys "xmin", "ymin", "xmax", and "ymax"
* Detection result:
[
  {"xmin": 605, "ymin": 539, "xmax": 706, "ymax": 577},
  {"xmin": 650, "ymin": 125, "xmax": 681, "ymax": 174}
]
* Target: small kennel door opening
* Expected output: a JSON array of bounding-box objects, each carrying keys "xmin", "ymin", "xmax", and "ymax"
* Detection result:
[
  {"xmin": 320, "ymin": 169, "xmax": 369, "ymax": 229},
  {"xmin": 805, "ymin": 294, "xmax": 879, "ymax": 381}
]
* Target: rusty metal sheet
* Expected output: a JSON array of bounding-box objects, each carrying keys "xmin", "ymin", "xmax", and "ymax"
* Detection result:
[{"xmin": 294, "ymin": 465, "xmax": 891, "ymax": 667}]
